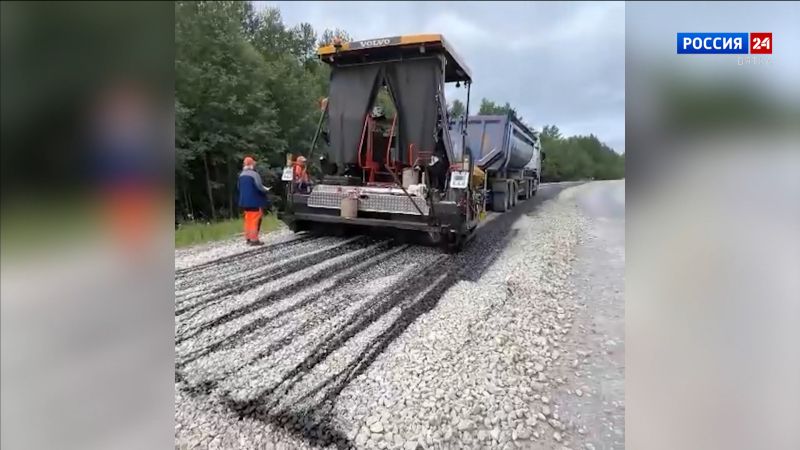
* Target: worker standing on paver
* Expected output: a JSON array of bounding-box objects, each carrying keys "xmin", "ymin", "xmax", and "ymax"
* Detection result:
[
  {"xmin": 238, "ymin": 156, "xmax": 270, "ymax": 246},
  {"xmin": 293, "ymin": 155, "xmax": 310, "ymax": 193}
]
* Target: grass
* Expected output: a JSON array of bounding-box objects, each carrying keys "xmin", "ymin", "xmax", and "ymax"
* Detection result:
[{"xmin": 175, "ymin": 214, "xmax": 282, "ymax": 248}]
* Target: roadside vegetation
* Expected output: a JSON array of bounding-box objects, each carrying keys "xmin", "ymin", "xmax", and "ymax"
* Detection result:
[
  {"xmin": 175, "ymin": 213, "xmax": 281, "ymax": 248},
  {"xmin": 538, "ymin": 125, "xmax": 625, "ymax": 182}
]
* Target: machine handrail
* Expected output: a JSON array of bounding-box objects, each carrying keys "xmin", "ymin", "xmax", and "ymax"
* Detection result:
[
  {"xmin": 384, "ymin": 114, "xmax": 398, "ymax": 170},
  {"xmin": 356, "ymin": 114, "xmax": 370, "ymax": 170}
]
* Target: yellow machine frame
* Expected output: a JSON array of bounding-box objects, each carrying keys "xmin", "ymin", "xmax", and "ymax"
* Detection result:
[{"xmin": 318, "ymin": 34, "xmax": 472, "ymax": 83}]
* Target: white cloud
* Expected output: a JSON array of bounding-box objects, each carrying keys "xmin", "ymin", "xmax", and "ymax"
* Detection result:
[{"xmin": 423, "ymin": 11, "xmax": 492, "ymax": 45}]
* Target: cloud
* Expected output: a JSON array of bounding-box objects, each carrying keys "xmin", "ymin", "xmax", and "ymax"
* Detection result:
[
  {"xmin": 508, "ymin": 2, "xmax": 624, "ymax": 52},
  {"xmin": 423, "ymin": 11, "xmax": 492, "ymax": 45}
]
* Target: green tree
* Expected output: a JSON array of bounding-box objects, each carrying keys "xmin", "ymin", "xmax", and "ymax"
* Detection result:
[
  {"xmin": 478, "ymin": 98, "xmax": 503, "ymax": 115},
  {"xmin": 448, "ymin": 99, "xmax": 466, "ymax": 118},
  {"xmin": 319, "ymin": 28, "xmax": 353, "ymax": 47},
  {"xmin": 540, "ymin": 125, "xmax": 562, "ymax": 142},
  {"xmin": 374, "ymin": 87, "xmax": 397, "ymax": 118},
  {"xmin": 478, "ymin": 98, "xmax": 524, "ymax": 122},
  {"xmin": 538, "ymin": 124, "xmax": 624, "ymax": 182}
]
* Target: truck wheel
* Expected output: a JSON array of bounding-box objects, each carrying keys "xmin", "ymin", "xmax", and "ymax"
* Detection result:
[
  {"xmin": 427, "ymin": 231, "xmax": 443, "ymax": 246},
  {"xmin": 289, "ymin": 220, "xmax": 307, "ymax": 233},
  {"xmin": 510, "ymin": 183, "xmax": 517, "ymax": 207},
  {"xmin": 443, "ymin": 232, "xmax": 465, "ymax": 253},
  {"xmin": 493, "ymin": 192, "xmax": 508, "ymax": 212}
]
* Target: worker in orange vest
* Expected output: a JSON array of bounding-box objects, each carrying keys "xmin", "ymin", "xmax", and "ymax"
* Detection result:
[
  {"xmin": 238, "ymin": 156, "xmax": 270, "ymax": 245},
  {"xmin": 293, "ymin": 155, "xmax": 310, "ymax": 193}
]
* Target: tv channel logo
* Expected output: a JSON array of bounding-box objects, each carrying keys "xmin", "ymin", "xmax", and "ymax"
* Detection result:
[{"xmin": 677, "ymin": 32, "xmax": 772, "ymax": 54}]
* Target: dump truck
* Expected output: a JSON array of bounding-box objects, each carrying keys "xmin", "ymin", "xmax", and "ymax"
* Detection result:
[
  {"xmin": 450, "ymin": 114, "xmax": 543, "ymax": 212},
  {"xmin": 278, "ymin": 34, "xmax": 542, "ymax": 252}
]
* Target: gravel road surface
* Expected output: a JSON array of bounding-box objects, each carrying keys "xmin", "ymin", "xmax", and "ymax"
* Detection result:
[{"xmin": 175, "ymin": 181, "xmax": 624, "ymax": 450}]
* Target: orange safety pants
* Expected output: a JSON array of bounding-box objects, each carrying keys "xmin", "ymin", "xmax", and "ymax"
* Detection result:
[
  {"xmin": 243, "ymin": 208, "xmax": 263, "ymax": 241},
  {"xmin": 101, "ymin": 184, "xmax": 159, "ymax": 253}
]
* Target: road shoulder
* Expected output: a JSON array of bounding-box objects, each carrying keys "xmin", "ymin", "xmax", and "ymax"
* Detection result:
[{"xmin": 551, "ymin": 181, "xmax": 625, "ymax": 450}]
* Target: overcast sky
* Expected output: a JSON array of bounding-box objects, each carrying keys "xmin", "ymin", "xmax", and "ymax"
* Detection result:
[{"xmin": 257, "ymin": 1, "xmax": 626, "ymax": 154}]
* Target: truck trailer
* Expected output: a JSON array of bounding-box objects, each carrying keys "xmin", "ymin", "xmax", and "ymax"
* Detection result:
[
  {"xmin": 278, "ymin": 34, "xmax": 542, "ymax": 252},
  {"xmin": 450, "ymin": 114, "xmax": 543, "ymax": 212}
]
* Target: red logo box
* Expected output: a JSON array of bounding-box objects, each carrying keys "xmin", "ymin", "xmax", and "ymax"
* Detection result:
[{"xmin": 750, "ymin": 32, "xmax": 772, "ymax": 54}]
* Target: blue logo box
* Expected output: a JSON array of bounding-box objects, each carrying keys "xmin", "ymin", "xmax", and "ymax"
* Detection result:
[{"xmin": 677, "ymin": 32, "xmax": 749, "ymax": 54}]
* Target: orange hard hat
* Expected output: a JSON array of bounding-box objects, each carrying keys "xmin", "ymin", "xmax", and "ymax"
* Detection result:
[{"xmin": 243, "ymin": 156, "xmax": 255, "ymax": 166}]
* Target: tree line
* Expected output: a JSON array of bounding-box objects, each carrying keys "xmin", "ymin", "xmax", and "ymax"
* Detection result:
[
  {"xmin": 538, "ymin": 125, "xmax": 625, "ymax": 182},
  {"xmin": 175, "ymin": 1, "xmax": 623, "ymax": 223},
  {"xmin": 449, "ymin": 98, "xmax": 625, "ymax": 182}
]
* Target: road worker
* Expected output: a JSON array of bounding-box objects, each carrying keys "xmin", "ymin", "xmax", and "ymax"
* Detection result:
[
  {"xmin": 238, "ymin": 156, "xmax": 270, "ymax": 246},
  {"xmin": 91, "ymin": 80, "xmax": 162, "ymax": 257},
  {"xmin": 293, "ymin": 155, "xmax": 310, "ymax": 193},
  {"xmin": 373, "ymin": 106, "xmax": 394, "ymax": 138}
]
